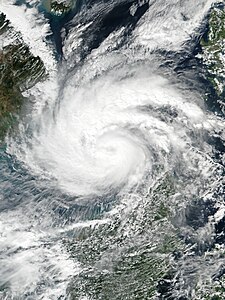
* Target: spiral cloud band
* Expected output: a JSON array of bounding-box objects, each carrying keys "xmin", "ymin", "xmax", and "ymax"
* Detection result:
[{"xmin": 11, "ymin": 65, "xmax": 208, "ymax": 197}]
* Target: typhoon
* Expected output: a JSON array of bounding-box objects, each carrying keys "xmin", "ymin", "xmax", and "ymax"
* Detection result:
[{"xmin": 0, "ymin": 0, "xmax": 225, "ymax": 299}]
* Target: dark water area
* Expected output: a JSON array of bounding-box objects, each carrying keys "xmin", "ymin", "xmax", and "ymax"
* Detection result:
[
  {"xmin": 78, "ymin": 0, "xmax": 149, "ymax": 54},
  {"xmin": 14, "ymin": 0, "xmax": 84, "ymax": 57},
  {"xmin": 40, "ymin": 0, "xmax": 150, "ymax": 60},
  {"xmin": 39, "ymin": 0, "xmax": 84, "ymax": 57}
]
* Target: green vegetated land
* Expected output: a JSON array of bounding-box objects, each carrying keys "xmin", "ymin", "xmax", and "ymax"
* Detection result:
[
  {"xmin": 0, "ymin": 13, "xmax": 46, "ymax": 141},
  {"xmin": 43, "ymin": 0, "xmax": 76, "ymax": 16},
  {"xmin": 200, "ymin": 4, "xmax": 225, "ymax": 113},
  {"xmin": 66, "ymin": 174, "xmax": 186, "ymax": 300},
  {"xmin": 197, "ymin": 5, "xmax": 225, "ymax": 300},
  {"xmin": 51, "ymin": 1, "xmax": 72, "ymax": 16}
]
